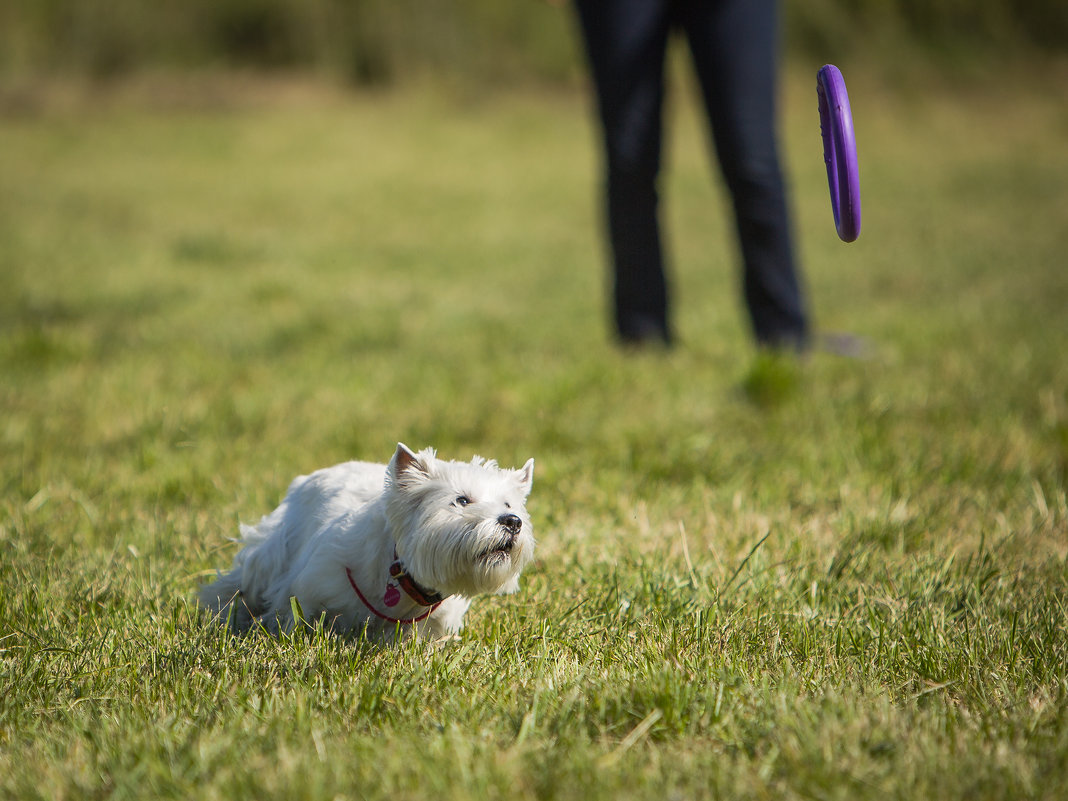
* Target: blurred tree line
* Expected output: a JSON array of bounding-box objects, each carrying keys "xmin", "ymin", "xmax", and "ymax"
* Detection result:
[{"xmin": 0, "ymin": 0, "xmax": 1064, "ymax": 85}]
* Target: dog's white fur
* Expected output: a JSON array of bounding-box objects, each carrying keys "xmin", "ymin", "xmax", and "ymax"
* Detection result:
[{"xmin": 200, "ymin": 443, "xmax": 535, "ymax": 640}]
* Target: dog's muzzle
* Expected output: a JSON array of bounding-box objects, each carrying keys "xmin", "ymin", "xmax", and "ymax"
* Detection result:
[
  {"xmin": 498, "ymin": 513, "xmax": 522, "ymax": 535},
  {"xmin": 478, "ymin": 514, "xmax": 524, "ymax": 561}
]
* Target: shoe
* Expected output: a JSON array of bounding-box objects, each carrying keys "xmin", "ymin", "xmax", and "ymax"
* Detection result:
[
  {"xmin": 618, "ymin": 318, "xmax": 672, "ymax": 350},
  {"xmin": 818, "ymin": 332, "xmax": 872, "ymax": 359}
]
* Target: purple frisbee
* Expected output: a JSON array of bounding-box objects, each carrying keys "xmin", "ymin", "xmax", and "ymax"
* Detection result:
[{"xmin": 817, "ymin": 64, "xmax": 861, "ymax": 242}]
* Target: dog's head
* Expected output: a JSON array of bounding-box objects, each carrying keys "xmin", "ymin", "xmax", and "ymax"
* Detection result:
[{"xmin": 384, "ymin": 443, "xmax": 535, "ymax": 598}]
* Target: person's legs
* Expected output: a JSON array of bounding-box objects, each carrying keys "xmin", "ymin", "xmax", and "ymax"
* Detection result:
[
  {"xmin": 573, "ymin": 0, "xmax": 674, "ymax": 344},
  {"xmin": 678, "ymin": 0, "xmax": 809, "ymax": 348}
]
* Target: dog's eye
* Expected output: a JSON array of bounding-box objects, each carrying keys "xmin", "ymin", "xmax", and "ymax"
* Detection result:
[{"xmin": 454, "ymin": 495, "xmax": 472, "ymax": 507}]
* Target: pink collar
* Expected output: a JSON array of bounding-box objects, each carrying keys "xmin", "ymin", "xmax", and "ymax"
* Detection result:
[
  {"xmin": 345, "ymin": 552, "xmax": 445, "ymax": 625},
  {"xmin": 388, "ymin": 552, "xmax": 444, "ymax": 607}
]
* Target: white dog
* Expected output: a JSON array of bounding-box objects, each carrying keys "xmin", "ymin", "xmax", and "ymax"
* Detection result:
[{"xmin": 200, "ymin": 443, "xmax": 535, "ymax": 640}]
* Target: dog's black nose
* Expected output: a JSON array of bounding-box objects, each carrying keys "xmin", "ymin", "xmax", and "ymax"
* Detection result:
[{"xmin": 498, "ymin": 513, "xmax": 522, "ymax": 534}]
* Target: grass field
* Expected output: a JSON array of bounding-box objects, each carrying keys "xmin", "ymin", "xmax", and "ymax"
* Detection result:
[{"xmin": 1, "ymin": 61, "xmax": 1067, "ymax": 800}]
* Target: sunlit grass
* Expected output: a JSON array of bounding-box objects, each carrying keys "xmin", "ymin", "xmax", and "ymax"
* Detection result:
[{"xmin": 1, "ymin": 65, "xmax": 1066, "ymax": 800}]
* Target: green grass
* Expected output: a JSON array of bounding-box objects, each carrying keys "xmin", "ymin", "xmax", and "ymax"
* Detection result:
[{"xmin": 1, "ymin": 63, "xmax": 1067, "ymax": 800}]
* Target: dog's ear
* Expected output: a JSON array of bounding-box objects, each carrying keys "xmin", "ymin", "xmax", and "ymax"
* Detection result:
[
  {"xmin": 515, "ymin": 458, "xmax": 534, "ymax": 497},
  {"xmin": 390, "ymin": 442, "xmax": 431, "ymax": 486}
]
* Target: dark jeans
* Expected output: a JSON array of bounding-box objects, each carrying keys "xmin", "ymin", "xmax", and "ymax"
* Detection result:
[{"xmin": 573, "ymin": 0, "xmax": 808, "ymax": 347}]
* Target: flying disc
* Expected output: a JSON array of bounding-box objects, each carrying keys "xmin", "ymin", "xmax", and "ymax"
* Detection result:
[{"xmin": 817, "ymin": 64, "xmax": 861, "ymax": 242}]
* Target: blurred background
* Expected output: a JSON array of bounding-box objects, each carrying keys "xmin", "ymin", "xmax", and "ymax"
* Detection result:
[{"xmin": 0, "ymin": 0, "xmax": 1064, "ymax": 92}]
